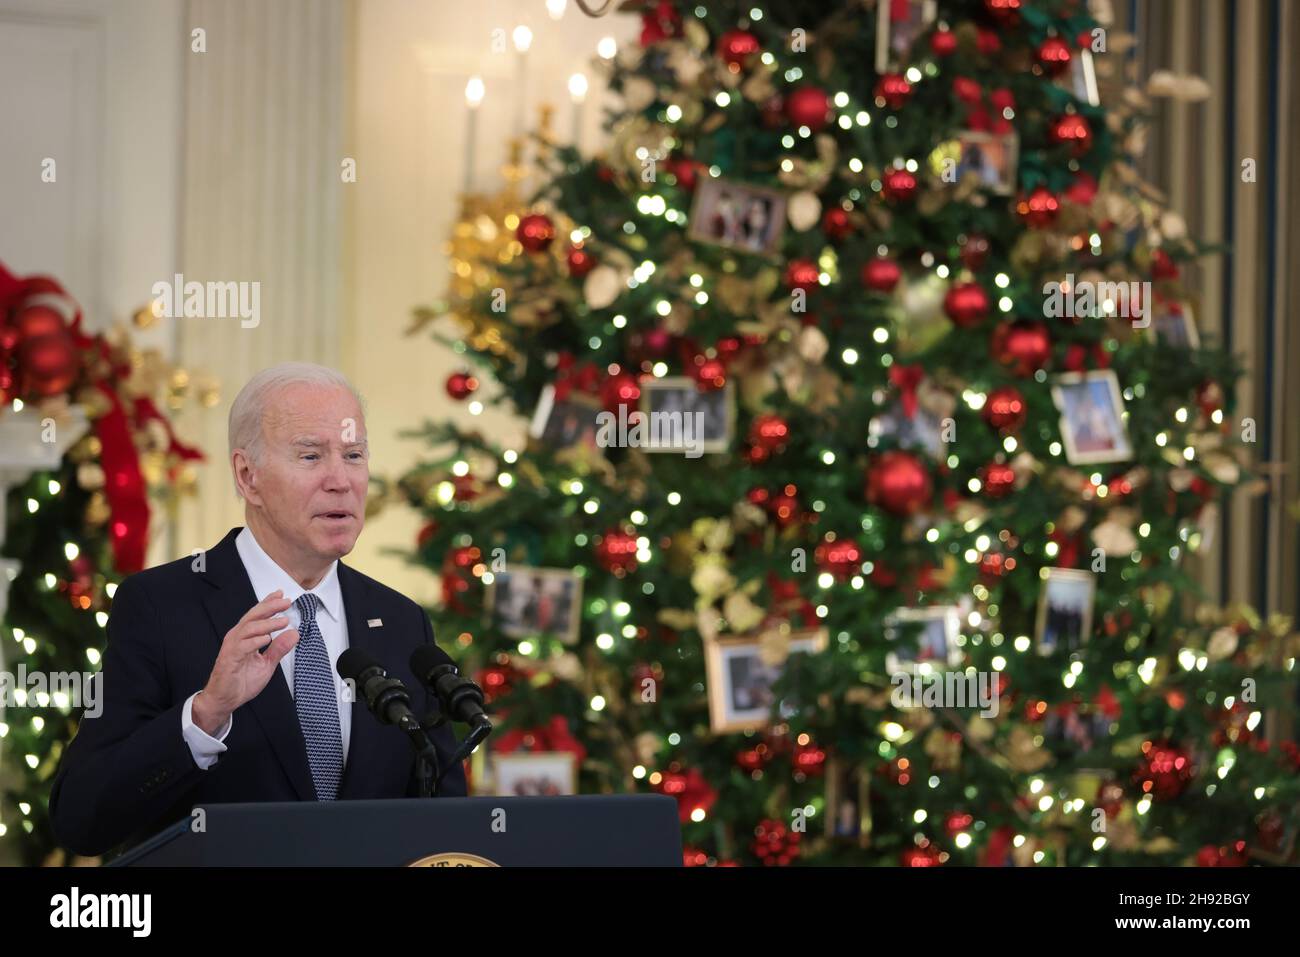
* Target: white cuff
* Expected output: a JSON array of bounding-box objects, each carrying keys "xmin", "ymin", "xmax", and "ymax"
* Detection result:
[{"xmin": 182, "ymin": 691, "xmax": 231, "ymax": 769}]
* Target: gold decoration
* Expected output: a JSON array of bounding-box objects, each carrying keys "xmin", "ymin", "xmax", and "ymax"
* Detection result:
[
  {"xmin": 1004, "ymin": 725, "xmax": 1051, "ymax": 772},
  {"xmin": 84, "ymin": 492, "xmax": 111, "ymax": 526},
  {"xmin": 76, "ymin": 462, "xmax": 105, "ymax": 491},
  {"xmin": 923, "ymin": 726, "xmax": 962, "ymax": 771},
  {"xmin": 757, "ymin": 621, "xmax": 794, "ymax": 667}
]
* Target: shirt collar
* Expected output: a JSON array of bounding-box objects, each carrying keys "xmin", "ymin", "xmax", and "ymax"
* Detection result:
[{"xmin": 235, "ymin": 526, "xmax": 342, "ymax": 622}]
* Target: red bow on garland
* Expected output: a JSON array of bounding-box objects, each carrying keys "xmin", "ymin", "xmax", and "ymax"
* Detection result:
[
  {"xmin": 0, "ymin": 261, "xmax": 203, "ymax": 573},
  {"xmin": 888, "ymin": 364, "xmax": 925, "ymax": 418}
]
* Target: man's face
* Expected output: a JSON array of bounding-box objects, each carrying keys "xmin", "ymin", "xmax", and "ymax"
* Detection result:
[{"xmin": 238, "ymin": 382, "xmax": 369, "ymax": 564}]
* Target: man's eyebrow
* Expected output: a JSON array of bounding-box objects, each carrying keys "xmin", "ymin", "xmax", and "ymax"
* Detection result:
[{"xmin": 289, "ymin": 436, "xmax": 368, "ymax": 448}]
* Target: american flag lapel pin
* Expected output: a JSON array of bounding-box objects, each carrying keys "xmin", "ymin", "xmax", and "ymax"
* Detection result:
[{"xmin": 367, "ymin": 618, "xmax": 383, "ymax": 628}]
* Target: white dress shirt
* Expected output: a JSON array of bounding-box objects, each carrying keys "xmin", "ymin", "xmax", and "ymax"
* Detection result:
[{"xmin": 181, "ymin": 527, "xmax": 352, "ymax": 770}]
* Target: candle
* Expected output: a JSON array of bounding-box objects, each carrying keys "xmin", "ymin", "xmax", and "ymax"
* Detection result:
[
  {"xmin": 568, "ymin": 72, "xmax": 588, "ymax": 150},
  {"xmin": 511, "ymin": 26, "xmax": 533, "ymax": 140},
  {"xmin": 464, "ymin": 75, "xmax": 484, "ymax": 194}
]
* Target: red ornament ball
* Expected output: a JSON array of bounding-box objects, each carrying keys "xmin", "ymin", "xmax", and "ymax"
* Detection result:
[
  {"xmin": 595, "ymin": 528, "xmax": 639, "ymax": 574},
  {"xmin": 748, "ymin": 413, "xmax": 790, "ymax": 455},
  {"xmin": 1065, "ymin": 171, "xmax": 1099, "ymax": 205},
  {"xmin": 1037, "ymin": 36, "xmax": 1073, "ymax": 76},
  {"xmin": 875, "ymin": 74, "xmax": 912, "ymax": 110},
  {"xmin": 882, "ymin": 167, "xmax": 917, "ymax": 202},
  {"xmin": 900, "ymin": 845, "xmax": 943, "ymax": 867},
  {"xmin": 566, "ymin": 245, "xmax": 597, "ymax": 278},
  {"xmin": 516, "ymin": 212, "xmax": 556, "ymax": 252},
  {"xmin": 691, "ymin": 357, "xmax": 727, "ymax": 391},
  {"xmin": 18, "ymin": 332, "xmax": 79, "ymax": 397},
  {"xmin": 861, "ymin": 256, "xmax": 902, "ymax": 293},
  {"xmin": 930, "ymin": 28, "xmax": 958, "ymax": 56},
  {"xmin": 640, "ymin": 327, "xmax": 674, "ymax": 356},
  {"xmin": 979, "ymin": 551, "xmax": 1011, "ymax": 579},
  {"xmin": 980, "ymin": 461, "xmax": 1016, "ymax": 498},
  {"xmin": 821, "ymin": 206, "xmax": 853, "ymax": 241},
  {"xmin": 769, "ymin": 487, "xmax": 803, "ymax": 528},
  {"xmin": 1018, "ymin": 187, "xmax": 1061, "ymax": 228},
  {"xmin": 445, "ymin": 371, "xmax": 479, "ymax": 400},
  {"xmin": 784, "ymin": 258, "xmax": 821, "ymax": 292},
  {"xmin": 666, "ymin": 156, "xmax": 701, "ymax": 191},
  {"xmin": 1049, "ymin": 113, "xmax": 1093, "ymax": 155},
  {"xmin": 866, "ymin": 451, "xmax": 932, "ymax": 516},
  {"xmin": 601, "ymin": 369, "xmax": 642, "ymax": 412},
  {"xmin": 944, "ymin": 811, "xmax": 974, "ymax": 837},
  {"xmin": 1134, "ymin": 740, "xmax": 1194, "ymax": 801},
  {"xmin": 736, "ymin": 745, "xmax": 771, "ymax": 773},
  {"xmin": 1196, "ymin": 843, "xmax": 1248, "ymax": 867},
  {"xmin": 960, "ymin": 233, "xmax": 991, "ymax": 271},
  {"xmin": 991, "ymin": 320, "xmax": 1052, "ymax": 376},
  {"xmin": 784, "ymin": 86, "xmax": 830, "ymax": 130},
  {"xmin": 682, "ymin": 846, "xmax": 711, "ymax": 867},
  {"xmin": 448, "ymin": 544, "xmax": 481, "ymax": 570},
  {"xmin": 943, "ymin": 281, "xmax": 991, "ymax": 327},
  {"xmin": 976, "ymin": 28, "xmax": 1001, "ymax": 55},
  {"xmin": 984, "ymin": 0, "xmax": 1023, "ymax": 23},
  {"xmin": 815, "ymin": 537, "xmax": 863, "ymax": 580},
  {"xmin": 983, "ymin": 385, "xmax": 1027, "ymax": 432},
  {"xmin": 654, "ymin": 766, "xmax": 718, "ymax": 823},
  {"xmin": 14, "ymin": 303, "xmax": 67, "ymax": 340},
  {"xmin": 716, "ymin": 29, "xmax": 760, "ymax": 66},
  {"xmin": 793, "ymin": 739, "xmax": 827, "ymax": 776},
  {"xmin": 477, "ymin": 663, "xmax": 521, "ymax": 704}
]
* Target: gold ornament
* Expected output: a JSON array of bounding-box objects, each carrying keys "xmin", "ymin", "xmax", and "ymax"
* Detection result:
[{"xmin": 786, "ymin": 190, "xmax": 822, "ymax": 231}]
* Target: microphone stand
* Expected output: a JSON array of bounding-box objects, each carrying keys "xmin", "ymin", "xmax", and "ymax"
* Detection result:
[
  {"xmin": 401, "ymin": 713, "xmax": 443, "ymax": 799},
  {"xmin": 418, "ymin": 712, "xmax": 493, "ymax": 796}
]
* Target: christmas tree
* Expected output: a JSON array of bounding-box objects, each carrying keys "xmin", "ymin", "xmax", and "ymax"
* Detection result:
[{"xmin": 397, "ymin": 0, "xmax": 1299, "ymax": 866}]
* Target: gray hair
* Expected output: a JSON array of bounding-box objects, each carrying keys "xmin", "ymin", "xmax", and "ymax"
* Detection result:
[{"xmin": 228, "ymin": 362, "xmax": 366, "ymax": 496}]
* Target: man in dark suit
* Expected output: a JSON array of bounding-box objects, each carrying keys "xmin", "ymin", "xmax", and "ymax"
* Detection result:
[{"xmin": 49, "ymin": 362, "xmax": 467, "ymax": 859}]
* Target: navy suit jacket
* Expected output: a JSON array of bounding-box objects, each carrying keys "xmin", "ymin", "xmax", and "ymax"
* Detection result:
[{"xmin": 49, "ymin": 526, "xmax": 467, "ymax": 858}]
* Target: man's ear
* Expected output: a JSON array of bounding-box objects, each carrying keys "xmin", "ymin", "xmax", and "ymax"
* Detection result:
[{"xmin": 232, "ymin": 449, "xmax": 261, "ymax": 505}]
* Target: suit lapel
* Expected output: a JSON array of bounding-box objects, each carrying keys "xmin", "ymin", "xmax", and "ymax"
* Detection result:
[
  {"xmin": 200, "ymin": 527, "xmax": 316, "ymax": 801},
  {"xmin": 337, "ymin": 561, "xmax": 387, "ymax": 800}
]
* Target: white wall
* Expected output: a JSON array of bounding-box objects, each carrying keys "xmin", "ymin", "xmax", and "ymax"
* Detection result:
[{"xmin": 0, "ymin": 0, "xmax": 184, "ymax": 352}]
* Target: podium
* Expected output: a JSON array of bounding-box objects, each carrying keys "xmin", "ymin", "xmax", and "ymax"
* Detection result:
[{"xmin": 109, "ymin": 795, "xmax": 683, "ymax": 866}]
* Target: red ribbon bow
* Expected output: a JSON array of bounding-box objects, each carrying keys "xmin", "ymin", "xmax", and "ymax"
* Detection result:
[{"xmin": 888, "ymin": 364, "xmax": 925, "ymax": 418}]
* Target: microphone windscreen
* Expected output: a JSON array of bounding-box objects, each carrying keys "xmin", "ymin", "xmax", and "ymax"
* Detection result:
[
  {"xmin": 410, "ymin": 644, "xmax": 455, "ymax": 680},
  {"xmin": 337, "ymin": 646, "xmax": 381, "ymax": 682}
]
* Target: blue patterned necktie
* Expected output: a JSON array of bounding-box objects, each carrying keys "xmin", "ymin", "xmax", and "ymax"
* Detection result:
[{"xmin": 294, "ymin": 593, "xmax": 343, "ymax": 800}]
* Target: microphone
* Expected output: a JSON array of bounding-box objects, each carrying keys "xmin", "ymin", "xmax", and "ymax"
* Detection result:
[
  {"xmin": 409, "ymin": 645, "xmax": 489, "ymax": 725},
  {"xmin": 336, "ymin": 647, "xmax": 421, "ymax": 730},
  {"xmin": 337, "ymin": 647, "xmax": 442, "ymax": 797}
]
